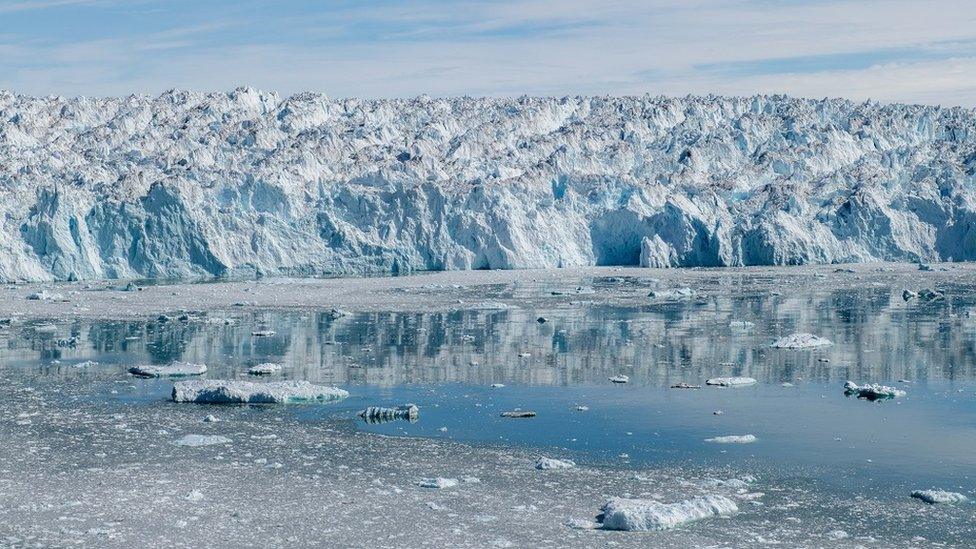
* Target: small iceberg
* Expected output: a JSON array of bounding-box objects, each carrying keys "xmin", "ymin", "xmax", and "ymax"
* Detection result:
[
  {"xmin": 597, "ymin": 495, "xmax": 738, "ymax": 531},
  {"xmin": 705, "ymin": 434, "xmax": 757, "ymax": 444},
  {"xmin": 771, "ymin": 333, "xmax": 833, "ymax": 349},
  {"xmin": 251, "ymin": 329, "xmax": 276, "ymax": 337},
  {"xmin": 247, "ymin": 363, "xmax": 282, "ymax": 375},
  {"xmin": 535, "ymin": 457, "xmax": 575, "ymax": 470},
  {"xmin": 705, "ymin": 376, "xmax": 757, "ymax": 387},
  {"xmin": 358, "ymin": 404, "xmax": 419, "ymax": 424},
  {"xmin": 500, "ymin": 410, "xmax": 536, "ymax": 418},
  {"xmin": 26, "ymin": 289, "xmax": 64, "ymax": 301},
  {"xmin": 172, "ymin": 380, "xmax": 349, "ymax": 404},
  {"xmin": 843, "ymin": 381, "xmax": 906, "ymax": 401},
  {"xmin": 729, "ymin": 320, "xmax": 754, "ymax": 328},
  {"xmin": 609, "ymin": 374, "xmax": 630, "ymax": 384},
  {"xmin": 670, "ymin": 382, "xmax": 701, "ymax": 389},
  {"xmin": 416, "ymin": 478, "xmax": 459, "ymax": 489},
  {"xmin": 648, "ymin": 287, "xmax": 696, "ymax": 300},
  {"xmin": 174, "ymin": 434, "xmax": 231, "ymax": 447},
  {"xmin": 911, "ymin": 490, "xmax": 968, "ymax": 504},
  {"xmin": 129, "ymin": 361, "xmax": 207, "ymax": 378}
]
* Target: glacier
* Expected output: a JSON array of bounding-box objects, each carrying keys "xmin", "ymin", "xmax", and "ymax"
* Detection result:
[{"xmin": 2, "ymin": 88, "xmax": 976, "ymax": 282}]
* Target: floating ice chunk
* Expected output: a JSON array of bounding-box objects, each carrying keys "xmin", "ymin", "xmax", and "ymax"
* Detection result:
[
  {"xmin": 609, "ymin": 374, "xmax": 630, "ymax": 384},
  {"xmin": 328, "ymin": 308, "xmax": 347, "ymax": 319},
  {"xmin": 358, "ymin": 404, "xmax": 419, "ymax": 424},
  {"xmin": 565, "ymin": 518, "xmax": 601, "ymax": 530},
  {"xmin": 843, "ymin": 381, "xmax": 906, "ymax": 401},
  {"xmin": 902, "ymin": 289, "xmax": 918, "ymax": 301},
  {"xmin": 729, "ymin": 320, "xmax": 754, "ymax": 328},
  {"xmin": 705, "ymin": 377, "xmax": 757, "ymax": 387},
  {"xmin": 670, "ymin": 382, "xmax": 701, "ymax": 389},
  {"xmin": 247, "ymin": 362, "xmax": 282, "ymax": 375},
  {"xmin": 911, "ymin": 490, "xmax": 967, "ymax": 504},
  {"xmin": 575, "ymin": 405, "xmax": 589, "ymax": 411},
  {"xmin": 535, "ymin": 457, "xmax": 575, "ymax": 470},
  {"xmin": 705, "ymin": 434, "xmax": 757, "ymax": 444},
  {"xmin": 918, "ymin": 263, "xmax": 933, "ymax": 271},
  {"xmin": 202, "ymin": 414, "xmax": 219, "ymax": 423},
  {"xmin": 826, "ymin": 530, "xmax": 849, "ymax": 540},
  {"xmin": 598, "ymin": 495, "xmax": 738, "ymax": 531},
  {"xmin": 185, "ymin": 490, "xmax": 205, "ymax": 502},
  {"xmin": 129, "ymin": 361, "xmax": 207, "ymax": 378},
  {"xmin": 500, "ymin": 410, "xmax": 536, "ymax": 418},
  {"xmin": 72, "ymin": 360, "xmax": 100, "ymax": 368},
  {"xmin": 174, "ymin": 434, "xmax": 231, "ymax": 447},
  {"xmin": 416, "ymin": 478, "xmax": 458, "ymax": 489},
  {"xmin": 26, "ymin": 289, "xmax": 64, "ymax": 301},
  {"xmin": 918, "ymin": 288, "xmax": 945, "ymax": 301},
  {"xmin": 251, "ymin": 330, "xmax": 276, "ymax": 337},
  {"xmin": 490, "ymin": 383, "xmax": 505, "ymax": 388},
  {"xmin": 172, "ymin": 380, "xmax": 349, "ymax": 404},
  {"xmin": 771, "ymin": 333, "xmax": 833, "ymax": 349},
  {"xmin": 648, "ymin": 287, "xmax": 696, "ymax": 300}
]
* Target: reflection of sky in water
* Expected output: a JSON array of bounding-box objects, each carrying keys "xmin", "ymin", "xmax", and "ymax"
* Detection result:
[{"xmin": 2, "ymin": 277, "xmax": 976, "ymax": 500}]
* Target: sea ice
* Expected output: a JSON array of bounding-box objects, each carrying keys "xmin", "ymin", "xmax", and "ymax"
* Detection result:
[
  {"xmin": 26, "ymin": 290, "xmax": 64, "ymax": 301},
  {"xmin": 128, "ymin": 361, "xmax": 207, "ymax": 378},
  {"xmin": 172, "ymin": 380, "xmax": 349, "ymax": 404},
  {"xmin": 771, "ymin": 333, "xmax": 833, "ymax": 349},
  {"xmin": 597, "ymin": 495, "xmax": 738, "ymax": 531}
]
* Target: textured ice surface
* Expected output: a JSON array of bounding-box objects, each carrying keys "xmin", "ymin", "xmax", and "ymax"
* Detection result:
[
  {"xmin": 174, "ymin": 434, "xmax": 232, "ymax": 447},
  {"xmin": 128, "ymin": 361, "xmax": 207, "ymax": 378},
  {"xmin": 535, "ymin": 457, "xmax": 576, "ymax": 470},
  {"xmin": 598, "ymin": 495, "xmax": 738, "ymax": 531},
  {"xmin": 705, "ymin": 377, "xmax": 757, "ymax": 387},
  {"xmin": 4, "ymin": 91, "xmax": 976, "ymax": 282},
  {"xmin": 844, "ymin": 381, "xmax": 907, "ymax": 400},
  {"xmin": 771, "ymin": 333, "xmax": 833, "ymax": 349},
  {"xmin": 911, "ymin": 490, "xmax": 968, "ymax": 504},
  {"xmin": 705, "ymin": 434, "xmax": 757, "ymax": 444},
  {"xmin": 172, "ymin": 380, "xmax": 348, "ymax": 404}
]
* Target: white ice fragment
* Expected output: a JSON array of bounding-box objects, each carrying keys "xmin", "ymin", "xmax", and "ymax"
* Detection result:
[
  {"xmin": 609, "ymin": 374, "xmax": 630, "ymax": 384},
  {"xmin": 705, "ymin": 434, "xmax": 757, "ymax": 444},
  {"xmin": 490, "ymin": 383, "xmax": 505, "ymax": 388},
  {"xmin": 72, "ymin": 360, "xmax": 100, "ymax": 368},
  {"xmin": 416, "ymin": 478, "xmax": 459, "ymax": 489},
  {"xmin": 535, "ymin": 457, "xmax": 575, "ymax": 470},
  {"xmin": 771, "ymin": 333, "xmax": 833, "ymax": 349},
  {"xmin": 172, "ymin": 380, "xmax": 349, "ymax": 404},
  {"xmin": 247, "ymin": 362, "xmax": 282, "ymax": 375},
  {"xmin": 843, "ymin": 381, "xmax": 906, "ymax": 400},
  {"xmin": 174, "ymin": 434, "xmax": 231, "ymax": 447},
  {"xmin": 358, "ymin": 404, "xmax": 419, "ymax": 423},
  {"xmin": 705, "ymin": 376, "xmax": 757, "ymax": 387},
  {"xmin": 129, "ymin": 361, "xmax": 207, "ymax": 378},
  {"xmin": 598, "ymin": 495, "xmax": 738, "ymax": 531},
  {"xmin": 500, "ymin": 410, "xmax": 536, "ymax": 418},
  {"xmin": 251, "ymin": 330, "xmax": 276, "ymax": 337},
  {"xmin": 202, "ymin": 414, "xmax": 219, "ymax": 423},
  {"xmin": 729, "ymin": 320, "xmax": 754, "ymax": 328},
  {"xmin": 648, "ymin": 287, "xmax": 696, "ymax": 300},
  {"xmin": 185, "ymin": 490, "xmax": 205, "ymax": 502},
  {"xmin": 910, "ymin": 490, "xmax": 967, "ymax": 504},
  {"xmin": 26, "ymin": 289, "xmax": 64, "ymax": 301},
  {"xmin": 826, "ymin": 530, "xmax": 849, "ymax": 540},
  {"xmin": 575, "ymin": 405, "xmax": 589, "ymax": 411}
]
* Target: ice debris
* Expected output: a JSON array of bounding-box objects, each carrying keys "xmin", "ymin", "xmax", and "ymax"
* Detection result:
[
  {"xmin": 247, "ymin": 363, "xmax": 282, "ymax": 375},
  {"xmin": 251, "ymin": 330, "xmax": 276, "ymax": 337},
  {"xmin": 358, "ymin": 404, "xmax": 419, "ymax": 424},
  {"xmin": 26, "ymin": 290, "xmax": 64, "ymax": 301},
  {"xmin": 597, "ymin": 495, "xmax": 738, "ymax": 531},
  {"xmin": 705, "ymin": 376, "xmax": 757, "ymax": 387},
  {"xmin": 648, "ymin": 287, "xmax": 696, "ymax": 300},
  {"xmin": 129, "ymin": 361, "xmax": 207, "ymax": 378},
  {"xmin": 843, "ymin": 381, "xmax": 906, "ymax": 401},
  {"xmin": 415, "ymin": 478, "xmax": 458, "ymax": 489},
  {"xmin": 500, "ymin": 410, "xmax": 536, "ymax": 418},
  {"xmin": 172, "ymin": 380, "xmax": 349, "ymax": 404},
  {"xmin": 705, "ymin": 434, "xmax": 757, "ymax": 444},
  {"xmin": 910, "ymin": 490, "xmax": 968, "ymax": 504},
  {"xmin": 771, "ymin": 333, "xmax": 833, "ymax": 349},
  {"xmin": 535, "ymin": 457, "xmax": 575, "ymax": 470},
  {"xmin": 174, "ymin": 434, "xmax": 232, "ymax": 447},
  {"xmin": 608, "ymin": 374, "xmax": 630, "ymax": 384},
  {"xmin": 670, "ymin": 382, "xmax": 701, "ymax": 389}
]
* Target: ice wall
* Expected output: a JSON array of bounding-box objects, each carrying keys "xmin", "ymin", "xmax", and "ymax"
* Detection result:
[{"xmin": 1, "ymin": 88, "xmax": 974, "ymax": 281}]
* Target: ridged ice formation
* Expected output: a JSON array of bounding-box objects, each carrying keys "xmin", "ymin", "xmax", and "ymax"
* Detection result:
[{"xmin": 2, "ymin": 89, "xmax": 976, "ymax": 281}]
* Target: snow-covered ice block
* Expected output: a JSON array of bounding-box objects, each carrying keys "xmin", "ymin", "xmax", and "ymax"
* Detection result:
[
  {"xmin": 174, "ymin": 434, "xmax": 231, "ymax": 447},
  {"xmin": 172, "ymin": 380, "xmax": 348, "ymax": 404},
  {"xmin": 771, "ymin": 333, "xmax": 833, "ymax": 349},
  {"xmin": 705, "ymin": 434, "xmax": 757, "ymax": 444},
  {"xmin": 247, "ymin": 363, "xmax": 282, "ymax": 375},
  {"xmin": 910, "ymin": 490, "xmax": 968, "ymax": 504},
  {"xmin": 358, "ymin": 404, "xmax": 419, "ymax": 424},
  {"xmin": 535, "ymin": 457, "xmax": 575, "ymax": 470},
  {"xmin": 129, "ymin": 361, "xmax": 207, "ymax": 378},
  {"xmin": 598, "ymin": 495, "xmax": 738, "ymax": 531},
  {"xmin": 843, "ymin": 381, "xmax": 906, "ymax": 400},
  {"xmin": 705, "ymin": 376, "xmax": 757, "ymax": 387}
]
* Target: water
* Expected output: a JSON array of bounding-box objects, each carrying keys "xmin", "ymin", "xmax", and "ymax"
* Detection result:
[{"xmin": 3, "ymin": 274, "xmax": 976, "ymax": 520}]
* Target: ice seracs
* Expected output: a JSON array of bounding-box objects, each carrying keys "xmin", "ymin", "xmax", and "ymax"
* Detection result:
[
  {"xmin": 597, "ymin": 495, "xmax": 738, "ymax": 531},
  {"xmin": 843, "ymin": 381, "xmax": 906, "ymax": 401},
  {"xmin": 129, "ymin": 361, "xmax": 207, "ymax": 378},
  {"xmin": 771, "ymin": 333, "xmax": 833, "ymax": 349},
  {"xmin": 172, "ymin": 380, "xmax": 349, "ymax": 404},
  {"xmin": 910, "ymin": 490, "xmax": 968, "ymax": 504}
]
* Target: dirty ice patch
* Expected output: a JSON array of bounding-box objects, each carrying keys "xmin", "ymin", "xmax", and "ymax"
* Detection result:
[
  {"xmin": 172, "ymin": 380, "xmax": 348, "ymax": 404},
  {"xmin": 174, "ymin": 434, "xmax": 232, "ymax": 447},
  {"xmin": 705, "ymin": 434, "xmax": 757, "ymax": 444},
  {"xmin": 597, "ymin": 495, "xmax": 738, "ymax": 531},
  {"xmin": 129, "ymin": 361, "xmax": 207, "ymax": 378},
  {"xmin": 911, "ymin": 490, "xmax": 968, "ymax": 504},
  {"xmin": 771, "ymin": 333, "xmax": 833, "ymax": 349}
]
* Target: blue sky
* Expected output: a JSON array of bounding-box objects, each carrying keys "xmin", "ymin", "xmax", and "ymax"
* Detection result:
[{"xmin": 1, "ymin": 0, "xmax": 975, "ymax": 105}]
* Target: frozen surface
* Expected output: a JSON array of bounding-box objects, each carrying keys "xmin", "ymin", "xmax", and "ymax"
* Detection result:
[
  {"xmin": 4, "ymin": 92, "xmax": 976, "ymax": 282},
  {"xmin": 172, "ymin": 380, "xmax": 348, "ymax": 404},
  {"xmin": 597, "ymin": 495, "xmax": 738, "ymax": 531}
]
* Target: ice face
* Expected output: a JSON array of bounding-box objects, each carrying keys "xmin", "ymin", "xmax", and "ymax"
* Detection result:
[{"xmin": 2, "ymin": 91, "xmax": 976, "ymax": 282}]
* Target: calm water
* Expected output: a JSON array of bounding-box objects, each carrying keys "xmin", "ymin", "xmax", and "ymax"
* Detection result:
[{"xmin": 4, "ymin": 275, "xmax": 976, "ymax": 503}]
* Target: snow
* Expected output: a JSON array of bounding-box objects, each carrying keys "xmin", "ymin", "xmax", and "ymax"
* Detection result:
[
  {"xmin": 771, "ymin": 333, "xmax": 833, "ymax": 349},
  {"xmin": 705, "ymin": 434, "xmax": 757, "ymax": 444},
  {"xmin": 844, "ymin": 381, "xmax": 907, "ymax": 400},
  {"xmin": 535, "ymin": 457, "xmax": 575, "ymax": 470},
  {"xmin": 174, "ymin": 434, "xmax": 232, "ymax": 447},
  {"xmin": 3, "ymin": 91, "xmax": 976, "ymax": 283},
  {"xmin": 358, "ymin": 404, "xmax": 419, "ymax": 424},
  {"xmin": 910, "ymin": 490, "xmax": 968, "ymax": 504},
  {"xmin": 171, "ymin": 380, "xmax": 349, "ymax": 404},
  {"xmin": 598, "ymin": 495, "xmax": 738, "ymax": 531},
  {"xmin": 706, "ymin": 376, "xmax": 757, "ymax": 387},
  {"xmin": 247, "ymin": 362, "xmax": 282, "ymax": 375},
  {"xmin": 128, "ymin": 361, "xmax": 207, "ymax": 378}
]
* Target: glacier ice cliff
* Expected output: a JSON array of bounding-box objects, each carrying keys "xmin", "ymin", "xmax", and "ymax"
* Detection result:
[{"xmin": 2, "ymin": 88, "xmax": 976, "ymax": 281}]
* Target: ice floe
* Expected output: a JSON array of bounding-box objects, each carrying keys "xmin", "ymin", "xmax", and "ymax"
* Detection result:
[
  {"xmin": 705, "ymin": 376, "xmax": 757, "ymax": 387},
  {"xmin": 771, "ymin": 333, "xmax": 833, "ymax": 349},
  {"xmin": 358, "ymin": 404, "xmax": 419, "ymax": 424},
  {"xmin": 172, "ymin": 380, "xmax": 349, "ymax": 404},
  {"xmin": 129, "ymin": 361, "xmax": 207, "ymax": 378},
  {"xmin": 843, "ymin": 381, "xmax": 906, "ymax": 401},
  {"xmin": 608, "ymin": 374, "xmax": 630, "ymax": 384},
  {"xmin": 597, "ymin": 495, "xmax": 738, "ymax": 531},
  {"xmin": 26, "ymin": 290, "xmax": 64, "ymax": 301},
  {"xmin": 535, "ymin": 457, "xmax": 575, "ymax": 470},
  {"xmin": 910, "ymin": 490, "xmax": 968, "ymax": 504},
  {"xmin": 174, "ymin": 434, "xmax": 232, "ymax": 447},
  {"xmin": 500, "ymin": 410, "xmax": 536, "ymax": 418},
  {"xmin": 247, "ymin": 363, "xmax": 282, "ymax": 375},
  {"xmin": 705, "ymin": 434, "xmax": 757, "ymax": 444},
  {"xmin": 648, "ymin": 287, "xmax": 696, "ymax": 300}
]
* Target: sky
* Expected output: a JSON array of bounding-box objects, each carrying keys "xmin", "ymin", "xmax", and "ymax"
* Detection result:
[{"xmin": 1, "ymin": 0, "xmax": 975, "ymax": 105}]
